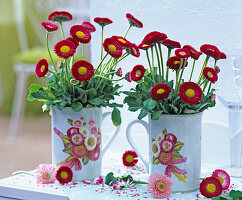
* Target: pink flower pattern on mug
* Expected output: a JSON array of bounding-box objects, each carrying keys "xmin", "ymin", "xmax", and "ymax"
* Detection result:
[
  {"xmin": 53, "ymin": 116, "xmax": 101, "ymax": 171},
  {"xmin": 151, "ymin": 129, "xmax": 188, "ymax": 182}
]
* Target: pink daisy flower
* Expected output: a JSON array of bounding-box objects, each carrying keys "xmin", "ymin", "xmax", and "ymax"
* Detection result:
[
  {"xmin": 116, "ymin": 67, "xmax": 123, "ymax": 77},
  {"xmin": 94, "ymin": 176, "xmax": 103, "ymax": 185},
  {"xmin": 212, "ymin": 169, "xmax": 230, "ymax": 190},
  {"xmin": 88, "ymin": 118, "xmax": 95, "ymax": 126},
  {"xmin": 73, "ymin": 120, "xmax": 82, "ymax": 128},
  {"xmin": 91, "ymin": 126, "xmax": 98, "ymax": 135},
  {"xmin": 147, "ymin": 172, "xmax": 172, "ymax": 199},
  {"xmin": 36, "ymin": 164, "xmax": 57, "ymax": 184}
]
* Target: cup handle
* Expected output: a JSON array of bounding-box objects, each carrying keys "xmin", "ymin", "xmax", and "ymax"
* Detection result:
[
  {"xmin": 102, "ymin": 112, "xmax": 120, "ymax": 155},
  {"xmin": 126, "ymin": 119, "xmax": 149, "ymax": 172}
]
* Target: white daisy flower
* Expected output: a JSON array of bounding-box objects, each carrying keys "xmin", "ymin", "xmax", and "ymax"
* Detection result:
[
  {"xmin": 84, "ymin": 134, "xmax": 97, "ymax": 151},
  {"xmin": 151, "ymin": 141, "xmax": 160, "ymax": 158},
  {"xmin": 156, "ymin": 133, "xmax": 164, "ymax": 144}
]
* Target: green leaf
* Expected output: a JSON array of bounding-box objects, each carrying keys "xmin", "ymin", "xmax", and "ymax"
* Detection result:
[
  {"xmin": 89, "ymin": 98, "xmax": 102, "ymax": 106},
  {"xmin": 83, "ymin": 122, "xmax": 87, "ymax": 126},
  {"xmin": 151, "ymin": 137, "xmax": 155, "ymax": 142},
  {"xmin": 111, "ymin": 107, "xmax": 121, "ymax": 126},
  {"xmin": 183, "ymin": 108, "xmax": 197, "ymax": 114},
  {"xmin": 128, "ymin": 107, "xmax": 140, "ymax": 112},
  {"xmin": 63, "ymin": 144, "xmax": 72, "ymax": 154},
  {"xmin": 61, "ymin": 135, "xmax": 71, "ymax": 144},
  {"xmin": 153, "ymin": 157, "xmax": 159, "ymax": 164},
  {"xmin": 162, "ymin": 129, "xmax": 167, "ymax": 136},
  {"xmin": 67, "ymin": 118, "xmax": 73, "ymax": 126},
  {"xmin": 82, "ymin": 156, "xmax": 89, "ymax": 165},
  {"xmin": 27, "ymin": 94, "xmax": 35, "ymax": 101},
  {"xmin": 29, "ymin": 84, "xmax": 42, "ymax": 93},
  {"xmin": 174, "ymin": 141, "xmax": 184, "ymax": 151},
  {"xmin": 143, "ymin": 98, "xmax": 156, "ymax": 111},
  {"xmin": 173, "ymin": 151, "xmax": 183, "ymax": 159},
  {"xmin": 71, "ymin": 102, "xmax": 83, "ymax": 112},
  {"xmin": 229, "ymin": 190, "xmax": 242, "ymax": 199},
  {"xmin": 105, "ymin": 172, "xmax": 116, "ymax": 186},
  {"xmin": 151, "ymin": 111, "xmax": 163, "ymax": 120},
  {"xmin": 138, "ymin": 108, "xmax": 148, "ymax": 120},
  {"xmin": 76, "ymin": 87, "xmax": 85, "ymax": 95},
  {"xmin": 56, "ymin": 101, "xmax": 67, "ymax": 110},
  {"xmin": 86, "ymin": 88, "xmax": 97, "ymax": 99}
]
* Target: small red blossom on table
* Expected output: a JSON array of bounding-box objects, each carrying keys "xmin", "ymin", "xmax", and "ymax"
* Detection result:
[{"xmin": 122, "ymin": 150, "xmax": 138, "ymax": 167}]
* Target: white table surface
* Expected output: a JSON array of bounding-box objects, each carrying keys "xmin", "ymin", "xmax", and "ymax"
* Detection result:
[{"xmin": 0, "ymin": 152, "xmax": 241, "ymax": 200}]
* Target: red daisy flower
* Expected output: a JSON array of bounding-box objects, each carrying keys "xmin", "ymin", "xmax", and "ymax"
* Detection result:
[
  {"xmin": 125, "ymin": 72, "xmax": 132, "ymax": 82},
  {"xmin": 160, "ymin": 139, "xmax": 175, "ymax": 153},
  {"xmin": 116, "ymin": 67, "xmax": 122, "ymax": 77},
  {"xmin": 103, "ymin": 38, "xmax": 122, "ymax": 58},
  {"xmin": 212, "ymin": 169, "xmax": 230, "ymax": 190},
  {"xmin": 175, "ymin": 48, "xmax": 190, "ymax": 58},
  {"xmin": 200, "ymin": 44, "xmax": 221, "ymax": 59},
  {"xmin": 48, "ymin": 11, "xmax": 72, "ymax": 23},
  {"xmin": 35, "ymin": 59, "xmax": 48, "ymax": 78},
  {"xmin": 67, "ymin": 127, "xmax": 79, "ymax": 138},
  {"xmin": 111, "ymin": 36, "xmax": 132, "ymax": 49},
  {"xmin": 142, "ymin": 31, "xmax": 167, "ymax": 45},
  {"xmin": 69, "ymin": 133, "xmax": 84, "ymax": 146},
  {"xmin": 200, "ymin": 177, "xmax": 223, "ymax": 198},
  {"xmin": 150, "ymin": 83, "xmax": 171, "ymax": 101},
  {"xmin": 219, "ymin": 52, "xmax": 226, "ymax": 59},
  {"xmin": 126, "ymin": 13, "xmax": 143, "ymax": 28},
  {"xmin": 70, "ymin": 25, "xmax": 91, "ymax": 44},
  {"xmin": 129, "ymin": 43, "xmax": 140, "ymax": 57},
  {"xmin": 41, "ymin": 22, "xmax": 58, "ymax": 32},
  {"xmin": 94, "ymin": 17, "xmax": 113, "ymax": 27},
  {"xmin": 82, "ymin": 21, "xmax": 96, "ymax": 32},
  {"xmin": 138, "ymin": 42, "xmax": 152, "ymax": 50},
  {"xmin": 183, "ymin": 45, "xmax": 202, "ymax": 60},
  {"xmin": 71, "ymin": 145, "xmax": 87, "ymax": 158},
  {"xmin": 179, "ymin": 82, "xmax": 203, "ymax": 105},
  {"xmin": 71, "ymin": 60, "xmax": 94, "ymax": 82},
  {"xmin": 167, "ymin": 56, "xmax": 187, "ymax": 71},
  {"xmin": 130, "ymin": 65, "xmax": 145, "ymax": 81},
  {"xmin": 66, "ymin": 37, "xmax": 79, "ymax": 48},
  {"xmin": 203, "ymin": 67, "xmax": 218, "ymax": 84},
  {"xmin": 56, "ymin": 166, "xmax": 73, "ymax": 185},
  {"xmin": 161, "ymin": 39, "xmax": 181, "ymax": 49},
  {"xmin": 54, "ymin": 40, "xmax": 76, "ymax": 59},
  {"xmin": 122, "ymin": 150, "xmax": 138, "ymax": 167},
  {"xmin": 165, "ymin": 133, "xmax": 177, "ymax": 145},
  {"xmin": 158, "ymin": 152, "xmax": 173, "ymax": 165}
]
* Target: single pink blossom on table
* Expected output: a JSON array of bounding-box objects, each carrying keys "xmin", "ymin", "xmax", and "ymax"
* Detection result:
[
  {"xmin": 94, "ymin": 176, "xmax": 103, "ymax": 185},
  {"xmin": 147, "ymin": 172, "xmax": 172, "ymax": 199},
  {"xmin": 36, "ymin": 164, "xmax": 57, "ymax": 184}
]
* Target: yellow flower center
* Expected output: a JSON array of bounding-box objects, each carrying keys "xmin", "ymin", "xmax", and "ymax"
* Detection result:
[
  {"xmin": 60, "ymin": 45, "xmax": 70, "ymax": 54},
  {"xmin": 46, "ymin": 25, "xmax": 53, "ymax": 29},
  {"xmin": 74, "ymin": 136, "xmax": 81, "ymax": 142},
  {"xmin": 162, "ymin": 153, "xmax": 168, "ymax": 159},
  {"xmin": 157, "ymin": 88, "xmax": 165, "ymax": 94},
  {"xmin": 60, "ymin": 171, "xmax": 68, "ymax": 179},
  {"xmin": 87, "ymin": 137, "xmax": 95, "ymax": 146},
  {"xmin": 185, "ymin": 89, "xmax": 195, "ymax": 98},
  {"xmin": 78, "ymin": 67, "xmax": 87, "ymax": 76},
  {"xmin": 219, "ymin": 176, "xmax": 224, "ymax": 184},
  {"xmin": 76, "ymin": 31, "xmax": 85, "ymax": 38},
  {"xmin": 206, "ymin": 183, "xmax": 216, "ymax": 193},
  {"xmin": 108, "ymin": 44, "xmax": 117, "ymax": 53},
  {"xmin": 76, "ymin": 121, "xmax": 80, "ymax": 124},
  {"xmin": 94, "ymin": 152, "xmax": 99, "ymax": 158},
  {"xmin": 207, "ymin": 72, "xmax": 213, "ymax": 78},
  {"xmin": 125, "ymin": 155, "xmax": 134, "ymax": 163},
  {"xmin": 118, "ymin": 39, "xmax": 126, "ymax": 44},
  {"xmin": 136, "ymin": 70, "xmax": 141, "ymax": 77},
  {"xmin": 152, "ymin": 144, "xmax": 158, "ymax": 153},
  {"xmin": 174, "ymin": 61, "xmax": 180, "ymax": 65},
  {"xmin": 143, "ymin": 44, "xmax": 148, "ymax": 47},
  {"xmin": 165, "ymin": 142, "xmax": 171, "ymax": 149},
  {"xmin": 40, "ymin": 65, "xmax": 45, "ymax": 72},
  {"xmin": 156, "ymin": 182, "xmax": 165, "ymax": 192},
  {"xmin": 179, "ymin": 52, "xmax": 186, "ymax": 56}
]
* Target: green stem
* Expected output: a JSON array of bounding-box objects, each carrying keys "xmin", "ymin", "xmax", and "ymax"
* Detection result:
[
  {"xmin": 203, "ymin": 80, "xmax": 209, "ymax": 92},
  {"xmin": 59, "ymin": 22, "xmax": 65, "ymax": 39},
  {"xmin": 144, "ymin": 75, "xmax": 157, "ymax": 84},
  {"xmin": 46, "ymin": 32, "xmax": 57, "ymax": 72},
  {"xmin": 174, "ymin": 59, "xmax": 184, "ymax": 94},
  {"xmin": 199, "ymin": 79, "xmax": 206, "ymax": 86},
  {"xmin": 197, "ymin": 55, "xmax": 209, "ymax": 84},
  {"xmin": 101, "ymin": 26, "xmax": 104, "ymax": 60},
  {"xmin": 151, "ymin": 46, "xmax": 155, "ymax": 77},
  {"xmin": 65, "ymin": 60, "xmax": 69, "ymax": 82},
  {"xmin": 206, "ymin": 60, "xmax": 217, "ymax": 95},
  {"xmin": 158, "ymin": 43, "xmax": 164, "ymax": 80},
  {"xmin": 166, "ymin": 48, "xmax": 172, "ymax": 82},
  {"xmin": 48, "ymin": 69, "xmax": 60, "ymax": 78},
  {"xmin": 177, "ymin": 58, "xmax": 188, "ymax": 91},
  {"xmin": 154, "ymin": 44, "xmax": 162, "ymax": 82},
  {"xmin": 189, "ymin": 59, "xmax": 196, "ymax": 82},
  {"xmin": 95, "ymin": 75, "xmax": 125, "ymax": 81},
  {"xmin": 133, "ymin": 180, "xmax": 148, "ymax": 184},
  {"xmin": 124, "ymin": 25, "xmax": 131, "ymax": 38},
  {"xmin": 82, "ymin": 44, "xmax": 85, "ymax": 60},
  {"xmin": 13, "ymin": 171, "xmax": 34, "ymax": 176},
  {"xmin": 146, "ymin": 49, "xmax": 154, "ymax": 80},
  {"xmin": 94, "ymin": 53, "xmax": 108, "ymax": 74}
]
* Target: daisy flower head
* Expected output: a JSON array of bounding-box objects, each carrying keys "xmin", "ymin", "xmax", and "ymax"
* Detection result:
[
  {"xmin": 70, "ymin": 25, "xmax": 91, "ymax": 44},
  {"xmin": 150, "ymin": 83, "xmax": 171, "ymax": 101},
  {"xmin": 147, "ymin": 172, "xmax": 172, "ymax": 199},
  {"xmin": 175, "ymin": 48, "xmax": 190, "ymax": 58},
  {"xmin": 113, "ymin": 179, "xmax": 136, "ymax": 190},
  {"xmin": 73, "ymin": 120, "xmax": 82, "ymax": 128},
  {"xmin": 161, "ymin": 39, "xmax": 181, "ymax": 49},
  {"xmin": 125, "ymin": 72, "xmax": 132, "ymax": 82},
  {"xmin": 142, "ymin": 31, "xmax": 167, "ymax": 45},
  {"xmin": 128, "ymin": 43, "xmax": 140, "ymax": 57},
  {"xmin": 94, "ymin": 176, "xmax": 103, "ymax": 185},
  {"xmin": 183, "ymin": 45, "xmax": 202, "ymax": 60},
  {"xmin": 88, "ymin": 118, "xmax": 95, "ymax": 126},
  {"xmin": 160, "ymin": 139, "xmax": 175, "ymax": 153},
  {"xmin": 71, "ymin": 144, "xmax": 87, "ymax": 158},
  {"xmin": 96, "ymin": 132, "xmax": 101, "ymax": 145},
  {"xmin": 219, "ymin": 52, "xmax": 226, "ymax": 59},
  {"xmin": 111, "ymin": 36, "xmax": 132, "ymax": 49},
  {"xmin": 166, "ymin": 56, "xmax": 187, "ymax": 71},
  {"xmin": 36, "ymin": 164, "xmax": 56, "ymax": 184},
  {"xmin": 48, "ymin": 11, "xmax": 72, "ymax": 23},
  {"xmin": 41, "ymin": 22, "xmax": 58, "ymax": 32},
  {"xmin": 179, "ymin": 82, "xmax": 203, "ymax": 105},
  {"xmin": 103, "ymin": 38, "xmax": 122, "ymax": 58},
  {"xmin": 88, "ymin": 145, "xmax": 100, "ymax": 161},
  {"xmin": 203, "ymin": 67, "xmax": 218, "ymax": 84},
  {"xmin": 56, "ymin": 166, "xmax": 73, "ymax": 185},
  {"xmin": 212, "ymin": 169, "xmax": 230, "ymax": 190},
  {"xmin": 71, "ymin": 60, "xmax": 94, "ymax": 82},
  {"xmin": 66, "ymin": 37, "xmax": 79, "ymax": 48},
  {"xmin": 94, "ymin": 17, "xmax": 113, "ymax": 27},
  {"xmin": 158, "ymin": 152, "xmax": 173, "ymax": 165},
  {"xmin": 54, "ymin": 40, "xmax": 76, "ymax": 59},
  {"xmin": 122, "ymin": 150, "xmax": 138, "ymax": 167},
  {"xmin": 200, "ymin": 177, "xmax": 223, "ymax": 198},
  {"xmin": 91, "ymin": 126, "xmax": 98, "ymax": 135},
  {"xmin": 84, "ymin": 134, "xmax": 97, "ymax": 151},
  {"xmin": 126, "ymin": 13, "xmax": 143, "ymax": 28},
  {"xmin": 200, "ymin": 44, "xmax": 221, "ymax": 59},
  {"xmin": 67, "ymin": 127, "xmax": 79, "ymax": 138},
  {"xmin": 82, "ymin": 21, "xmax": 96, "ymax": 32},
  {"xmin": 138, "ymin": 42, "xmax": 152, "ymax": 50},
  {"xmin": 151, "ymin": 141, "xmax": 161, "ymax": 158},
  {"xmin": 130, "ymin": 65, "xmax": 145, "ymax": 81},
  {"xmin": 165, "ymin": 133, "xmax": 177, "ymax": 145},
  {"xmin": 116, "ymin": 67, "xmax": 123, "ymax": 77},
  {"xmin": 70, "ymin": 133, "xmax": 84, "ymax": 146},
  {"xmin": 35, "ymin": 59, "xmax": 48, "ymax": 78}
]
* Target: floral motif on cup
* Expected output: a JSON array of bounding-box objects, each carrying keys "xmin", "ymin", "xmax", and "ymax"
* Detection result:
[
  {"xmin": 151, "ymin": 129, "xmax": 188, "ymax": 182},
  {"xmin": 53, "ymin": 116, "xmax": 101, "ymax": 171}
]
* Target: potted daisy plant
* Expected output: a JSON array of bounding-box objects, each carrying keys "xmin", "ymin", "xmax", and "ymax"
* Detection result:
[
  {"xmin": 124, "ymin": 29, "xmax": 226, "ymax": 192},
  {"xmin": 28, "ymin": 11, "xmax": 143, "ymax": 180}
]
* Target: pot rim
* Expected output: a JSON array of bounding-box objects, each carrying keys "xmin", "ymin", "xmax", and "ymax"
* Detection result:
[
  {"xmin": 51, "ymin": 106, "xmax": 102, "ymax": 112},
  {"xmin": 148, "ymin": 111, "xmax": 203, "ymax": 119}
]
